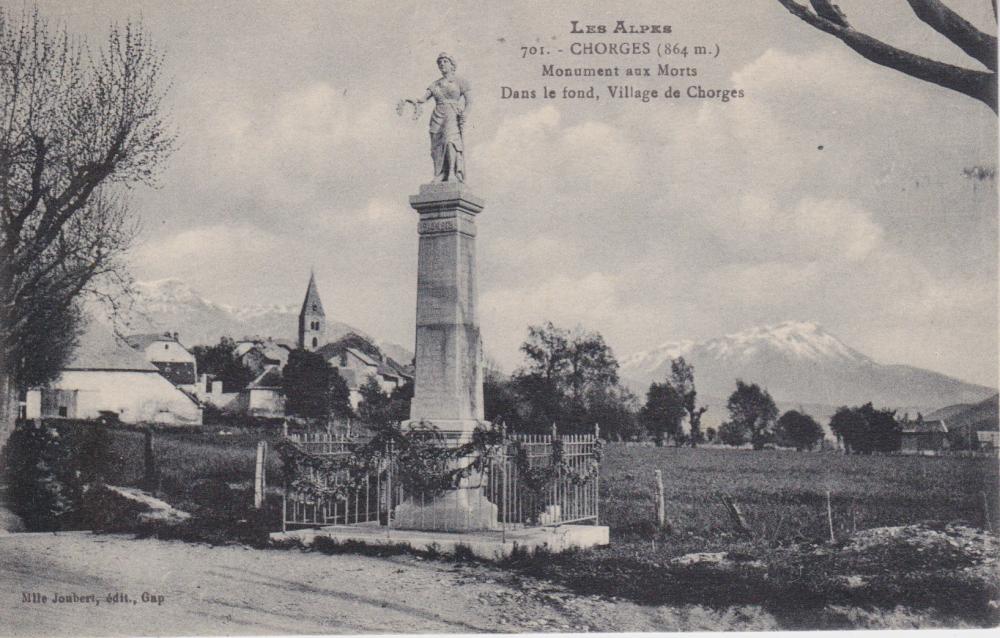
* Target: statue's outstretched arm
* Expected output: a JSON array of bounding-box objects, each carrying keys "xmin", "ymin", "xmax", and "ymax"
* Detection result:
[{"xmin": 415, "ymin": 89, "xmax": 433, "ymax": 105}]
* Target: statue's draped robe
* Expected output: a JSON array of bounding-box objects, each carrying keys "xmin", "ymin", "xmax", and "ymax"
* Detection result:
[{"xmin": 428, "ymin": 77, "xmax": 469, "ymax": 182}]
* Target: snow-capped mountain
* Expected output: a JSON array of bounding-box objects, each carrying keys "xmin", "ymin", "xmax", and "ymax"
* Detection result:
[
  {"xmin": 120, "ymin": 279, "xmax": 412, "ymax": 362},
  {"xmin": 621, "ymin": 321, "xmax": 995, "ymax": 412}
]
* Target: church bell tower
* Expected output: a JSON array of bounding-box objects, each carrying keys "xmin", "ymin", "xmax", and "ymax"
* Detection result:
[{"xmin": 297, "ymin": 271, "xmax": 326, "ymax": 351}]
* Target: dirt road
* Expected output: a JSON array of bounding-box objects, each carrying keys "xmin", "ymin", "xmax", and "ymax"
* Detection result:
[{"xmin": 0, "ymin": 532, "xmax": 782, "ymax": 635}]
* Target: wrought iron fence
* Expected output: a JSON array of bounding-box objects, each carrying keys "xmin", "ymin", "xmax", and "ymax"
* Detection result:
[
  {"xmin": 280, "ymin": 426, "xmax": 601, "ymax": 534},
  {"xmin": 281, "ymin": 429, "xmax": 388, "ymax": 529}
]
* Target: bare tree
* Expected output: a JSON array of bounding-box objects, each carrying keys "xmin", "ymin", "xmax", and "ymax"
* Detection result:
[
  {"xmin": 0, "ymin": 8, "xmax": 174, "ymax": 439},
  {"xmin": 775, "ymin": 0, "xmax": 997, "ymax": 112}
]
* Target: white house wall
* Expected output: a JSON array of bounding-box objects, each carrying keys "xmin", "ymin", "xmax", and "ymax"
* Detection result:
[
  {"xmin": 247, "ymin": 389, "xmax": 284, "ymax": 417},
  {"xmin": 52, "ymin": 370, "xmax": 202, "ymax": 424}
]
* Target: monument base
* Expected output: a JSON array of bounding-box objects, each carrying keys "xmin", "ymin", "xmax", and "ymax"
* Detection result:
[
  {"xmin": 270, "ymin": 524, "xmax": 611, "ymax": 560},
  {"xmin": 393, "ymin": 487, "xmax": 499, "ymax": 532}
]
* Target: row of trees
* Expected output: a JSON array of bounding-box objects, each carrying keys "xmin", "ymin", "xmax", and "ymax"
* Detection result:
[
  {"xmin": 484, "ymin": 322, "xmax": 908, "ymax": 453},
  {"xmin": 183, "ymin": 323, "xmax": 914, "ymax": 453}
]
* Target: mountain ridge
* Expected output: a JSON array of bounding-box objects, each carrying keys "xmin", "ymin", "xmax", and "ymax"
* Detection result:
[
  {"xmin": 128, "ymin": 280, "xmax": 993, "ymax": 413},
  {"xmin": 620, "ymin": 321, "xmax": 995, "ymax": 412}
]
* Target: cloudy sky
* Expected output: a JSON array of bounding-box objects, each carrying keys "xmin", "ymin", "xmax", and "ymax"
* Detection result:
[{"xmin": 37, "ymin": 0, "xmax": 999, "ymax": 386}]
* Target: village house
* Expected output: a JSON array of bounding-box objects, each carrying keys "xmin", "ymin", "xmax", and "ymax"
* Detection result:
[
  {"xmin": 124, "ymin": 332, "xmax": 198, "ymax": 391},
  {"xmin": 233, "ymin": 366, "xmax": 284, "ymax": 417},
  {"xmin": 976, "ymin": 430, "xmax": 999, "ymax": 452},
  {"xmin": 23, "ymin": 324, "xmax": 202, "ymax": 425},
  {"xmin": 899, "ymin": 419, "xmax": 948, "ymax": 455},
  {"xmin": 317, "ymin": 344, "xmax": 412, "ymax": 408},
  {"xmin": 236, "ymin": 337, "xmax": 294, "ymax": 376},
  {"xmin": 195, "ymin": 373, "xmax": 239, "ymax": 410}
]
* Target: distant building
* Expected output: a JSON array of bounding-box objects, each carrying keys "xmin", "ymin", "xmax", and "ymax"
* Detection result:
[
  {"xmin": 124, "ymin": 332, "xmax": 198, "ymax": 391},
  {"xmin": 237, "ymin": 338, "xmax": 292, "ymax": 376},
  {"xmin": 900, "ymin": 419, "xmax": 948, "ymax": 455},
  {"xmin": 195, "ymin": 373, "xmax": 238, "ymax": 410},
  {"xmin": 234, "ymin": 366, "xmax": 285, "ymax": 417},
  {"xmin": 298, "ymin": 272, "xmax": 325, "ymax": 351},
  {"xmin": 977, "ymin": 430, "xmax": 999, "ymax": 451},
  {"xmin": 317, "ymin": 344, "xmax": 413, "ymax": 408},
  {"xmin": 24, "ymin": 325, "xmax": 202, "ymax": 425}
]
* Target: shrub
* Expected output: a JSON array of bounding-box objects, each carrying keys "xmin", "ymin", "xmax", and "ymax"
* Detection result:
[{"xmin": 3, "ymin": 421, "xmax": 88, "ymax": 530}]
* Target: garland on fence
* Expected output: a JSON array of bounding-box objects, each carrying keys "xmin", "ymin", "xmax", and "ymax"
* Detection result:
[
  {"xmin": 276, "ymin": 421, "xmax": 602, "ymax": 502},
  {"xmin": 509, "ymin": 437, "xmax": 604, "ymax": 495}
]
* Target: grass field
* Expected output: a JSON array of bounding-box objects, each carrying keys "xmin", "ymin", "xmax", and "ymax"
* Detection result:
[
  {"xmin": 33, "ymin": 424, "xmax": 1000, "ymax": 626},
  {"xmin": 94, "ymin": 428, "xmax": 1000, "ymax": 545},
  {"xmin": 601, "ymin": 444, "xmax": 999, "ymax": 547}
]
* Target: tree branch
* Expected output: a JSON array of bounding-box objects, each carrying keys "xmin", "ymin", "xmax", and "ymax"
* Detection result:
[
  {"xmin": 905, "ymin": 0, "xmax": 997, "ymax": 71},
  {"xmin": 13, "ymin": 135, "xmax": 48, "ymax": 230},
  {"xmin": 775, "ymin": 0, "xmax": 998, "ymax": 112}
]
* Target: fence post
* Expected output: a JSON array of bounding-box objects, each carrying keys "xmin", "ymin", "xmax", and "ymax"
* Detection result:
[
  {"xmin": 254, "ymin": 441, "xmax": 267, "ymax": 509},
  {"xmin": 984, "ymin": 491, "xmax": 992, "ymax": 531},
  {"xmin": 594, "ymin": 423, "xmax": 601, "ymax": 525},
  {"xmin": 142, "ymin": 428, "xmax": 157, "ymax": 492},
  {"xmin": 654, "ymin": 469, "xmax": 669, "ymax": 531},
  {"xmin": 826, "ymin": 490, "xmax": 835, "ymax": 543},
  {"xmin": 719, "ymin": 494, "xmax": 751, "ymax": 537},
  {"xmin": 282, "ymin": 421, "xmax": 288, "ymax": 438}
]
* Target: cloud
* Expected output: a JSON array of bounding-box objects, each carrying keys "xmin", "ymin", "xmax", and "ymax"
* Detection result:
[
  {"xmin": 475, "ymin": 105, "xmax": 643, "ymax": 202},
  {"xmin": 481, "ymin": 271, "xmax": 662, "ymax": 370},
  {"xmin": 703, "ymin": 194, "xmax": 886, "ymax": 263}
]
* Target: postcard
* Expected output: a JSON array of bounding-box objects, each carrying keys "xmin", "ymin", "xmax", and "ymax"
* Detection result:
[{"xmin": 1, "ymin": 1, "xmax": 997, "ymax": 635}]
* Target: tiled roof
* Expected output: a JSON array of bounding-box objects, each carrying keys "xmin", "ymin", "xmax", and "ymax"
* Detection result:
[
  {"xmin": 347, "ymin": 347, "xmax": 379, "ymax": 367},
  {"xmin": 152, "ymin": 361, "xmax": 197, "ymax": 386},
  {"xmin": 234, "ymin": 342, "xmax": 259, "ymax": 357},
  {"xmin": 382, "ymin": 357, "xmax": 414, "ymax": 380},
  {"xmin": 124, "ymin": 332, "xmax": 180, "ymax": 350},
  {"xmin": 259, "ymin": 344, "xmax": 288, "ymax": 361},
  {"xmin": 67, "ymin": 325, "xmax": 159, "ymax": 372},
  {"xmin": 249, "ymin": 366, "xmax": 283, "ymax": 389},
  {"xmin": 315, "ymin": 343, "xmax": 341, "ymax": 360},
  {"xmin": 901, "ymin": 419, "xmax": 948, "ymax": 434}
]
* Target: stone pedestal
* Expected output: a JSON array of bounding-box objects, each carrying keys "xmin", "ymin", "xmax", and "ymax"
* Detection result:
[
  {"xmin": 407, "ymin": 182, "xmax": 486, "ymax": 435},
  {"xmin": 397, "ymin": 182, "xmax": 497, "ymax": 531}
]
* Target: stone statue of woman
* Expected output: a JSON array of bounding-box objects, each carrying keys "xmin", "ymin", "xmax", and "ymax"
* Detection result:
[{"xmin": 403, "ymin": 53, "xmax": 472, "ymax": 183}]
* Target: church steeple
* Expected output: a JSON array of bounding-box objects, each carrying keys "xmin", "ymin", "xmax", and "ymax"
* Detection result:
[{"xmin": 298, "ymin": 271, "xmax": 325, "ymax": 351}]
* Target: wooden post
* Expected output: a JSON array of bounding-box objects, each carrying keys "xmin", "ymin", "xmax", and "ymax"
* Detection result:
[
  {"xmin": 142, "ymin": 429, "xmax": 157, "ymax": 492},
  {"xmin": 983, "ymin": 491, "xmax": 992, "ymax": 531},
  {"xmin": 826, "ymin": 490, "xmax": 835, "ymax": 543},
  {"xmin": 654, "ymin": 469, "xmax": 668, "ymax": 530},
  {"xmin": 719, "ymin": 494, "xmax": 751, "ymax": 538},
  {"xmin": 254, "ymin": 441, "xmax": 267, "ymax": 509}
]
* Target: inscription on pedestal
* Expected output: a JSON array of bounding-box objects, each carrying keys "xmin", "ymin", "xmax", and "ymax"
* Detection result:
[{"xmin": 418, "ymin": 218, "xmax": 457, "ymax": 234}]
